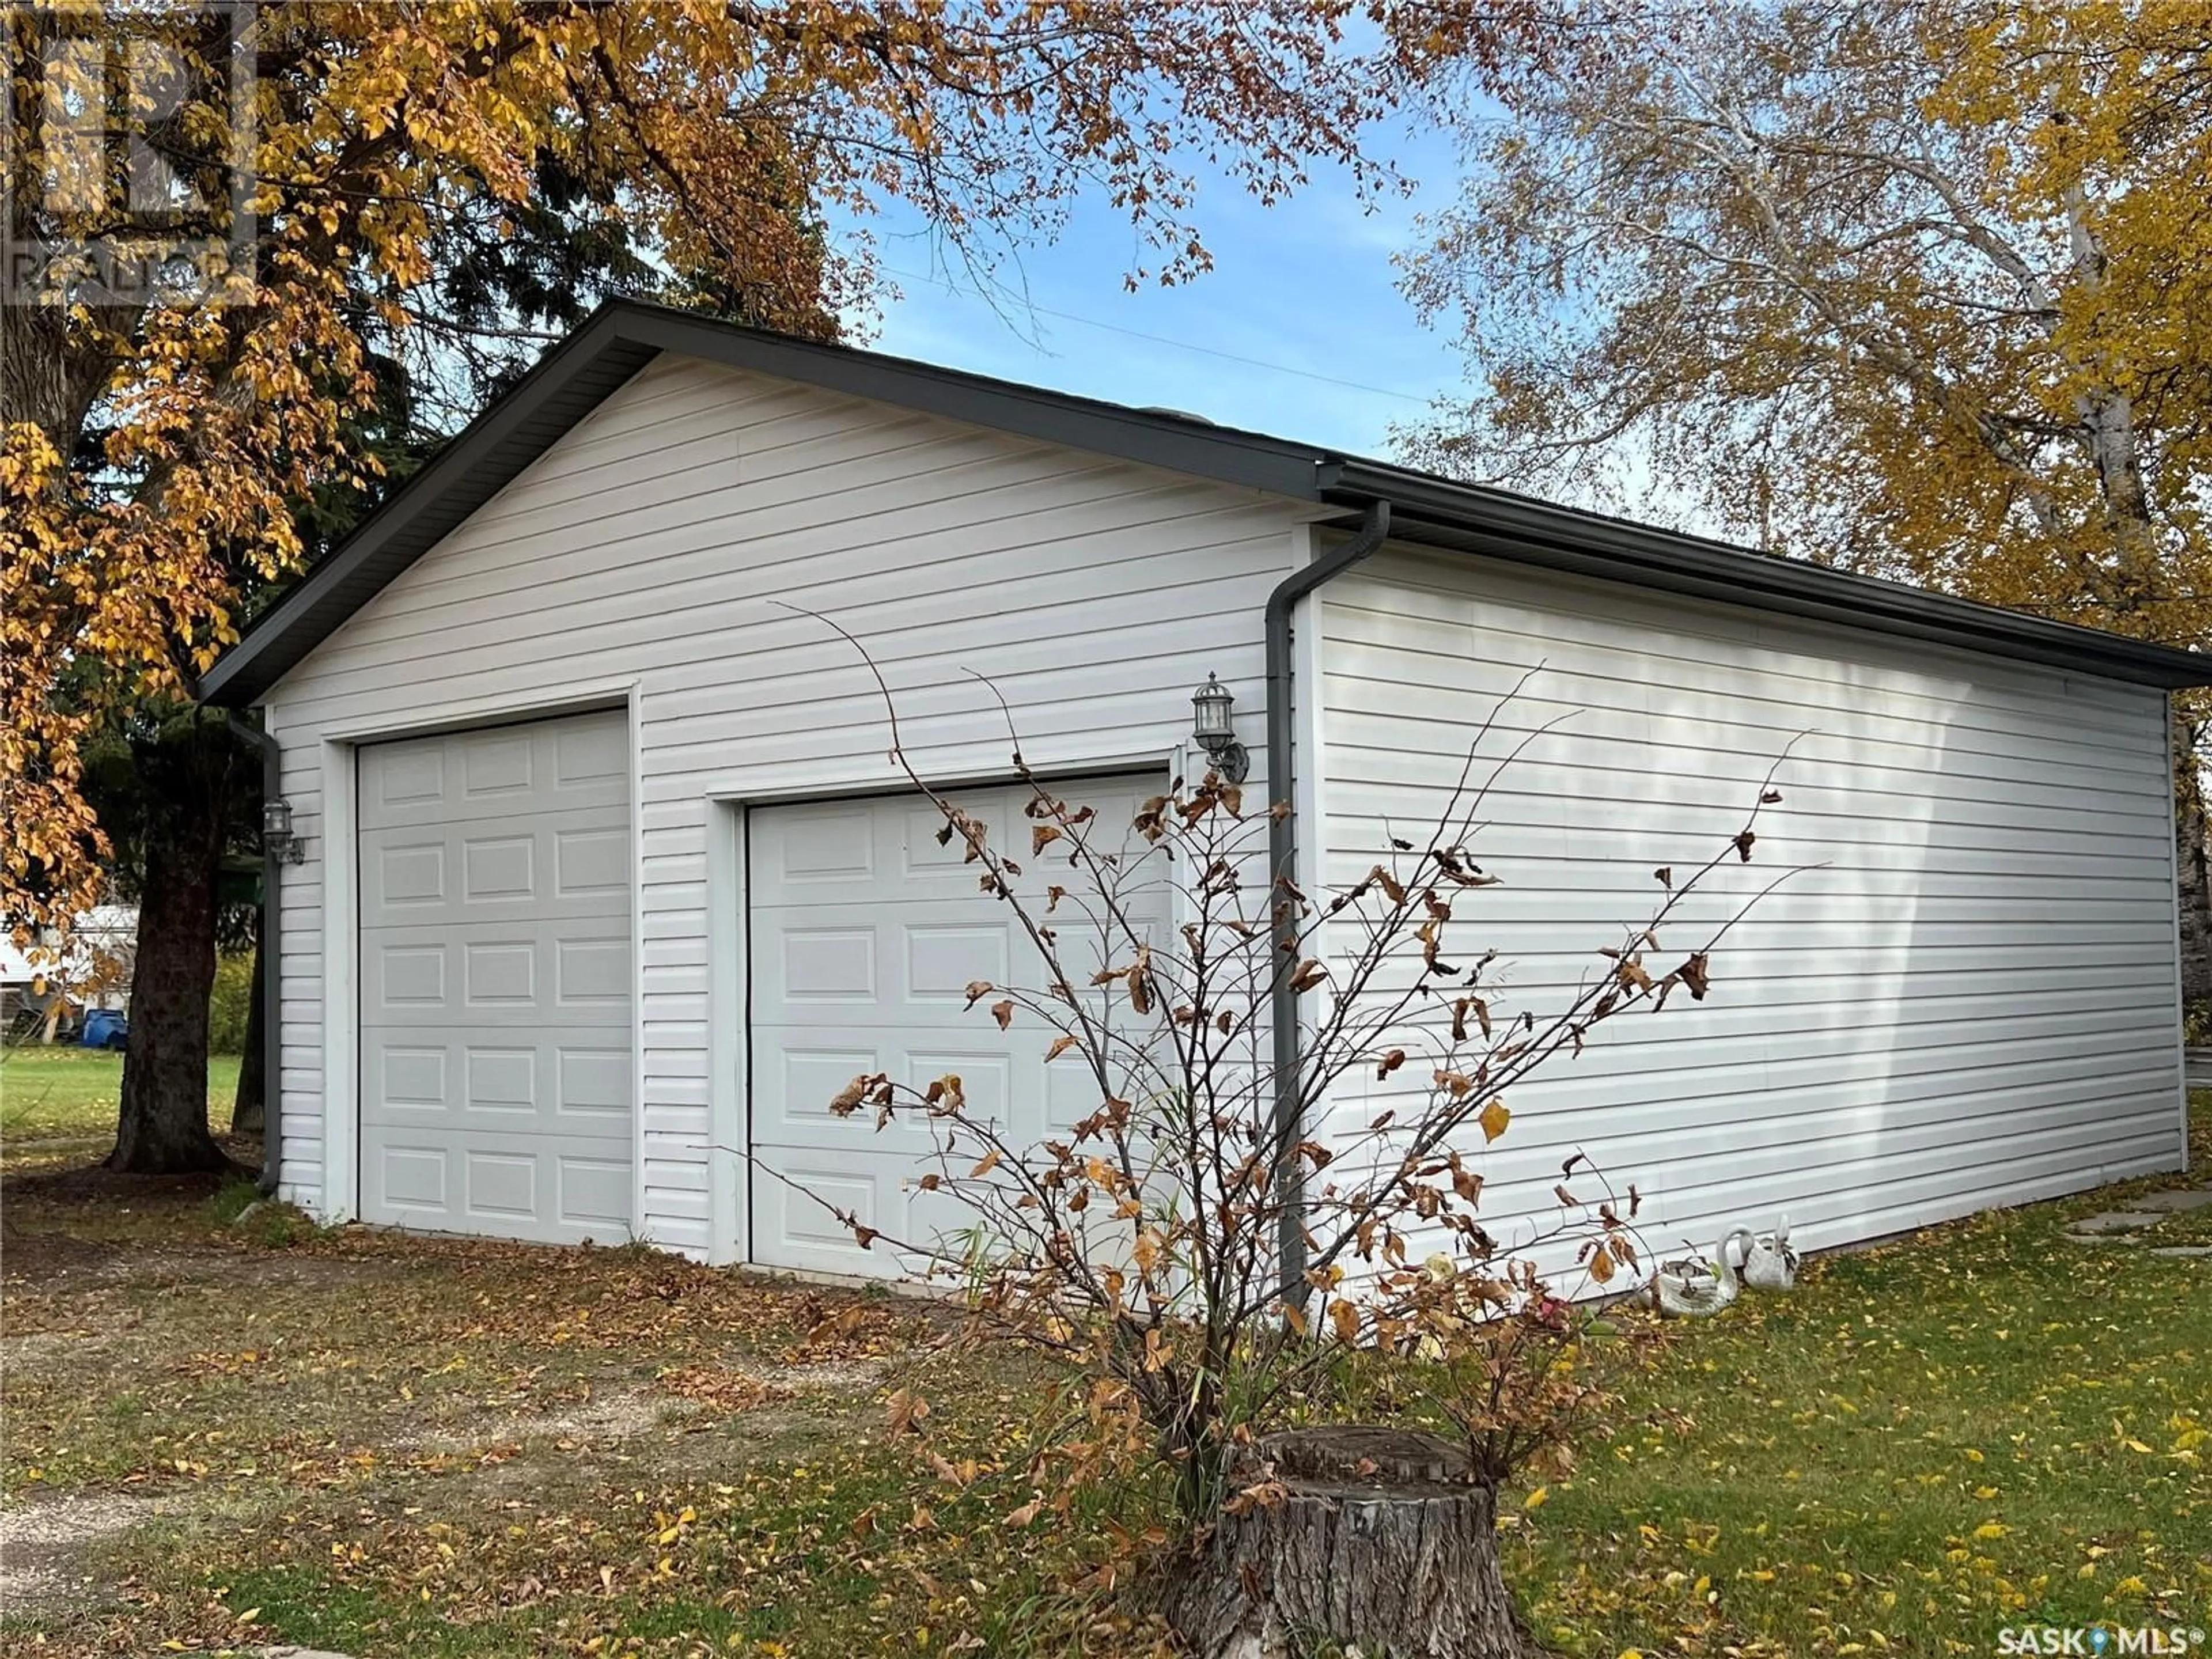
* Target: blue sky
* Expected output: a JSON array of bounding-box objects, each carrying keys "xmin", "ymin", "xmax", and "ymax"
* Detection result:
[{"xmin": 850, "ymin": 112, "xmax": 1469, "ymax": 460}]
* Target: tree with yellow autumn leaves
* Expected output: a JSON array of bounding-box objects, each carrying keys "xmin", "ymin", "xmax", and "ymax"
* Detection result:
[
  {"xmin": 1407, "ymin": 1, "xmax": 2207, "ymax": 614},
  {"xmin": 1402, "ymin": 0, "xmax": 2212, "ymax": 963}
]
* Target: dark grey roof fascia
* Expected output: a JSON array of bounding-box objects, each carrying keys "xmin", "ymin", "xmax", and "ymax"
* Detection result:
[
  {"xmin": 199, "ymin": 297, "xmax": 2210, "ymax": 706},
  {"xmin": 1319, "ymin": 460, "xmax": 2212, "ymax": 691}
]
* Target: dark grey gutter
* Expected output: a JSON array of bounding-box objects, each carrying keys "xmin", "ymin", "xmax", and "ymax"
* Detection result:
[
  {"xmin": 1265, "ymin": 499, "xmax": 1391, "ymax": 1309},
  {"xmin": 224, "ymin": 715, "xmax": 283, "ymax": 1196},
  {"xmin": 1321, "ymin": 460, "xmax": 2212, "ymax": 691}
]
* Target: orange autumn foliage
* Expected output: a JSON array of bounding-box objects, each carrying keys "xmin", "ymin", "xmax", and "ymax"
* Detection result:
[{"xmin": 3, "ymin": 1, "xmax": 1442, "ymax": 940}]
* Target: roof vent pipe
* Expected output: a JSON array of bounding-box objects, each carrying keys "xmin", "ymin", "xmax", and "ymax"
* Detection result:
[{"xmin": 1262, "ymin": 498, "xmax": 1391, "ymax": 1310}]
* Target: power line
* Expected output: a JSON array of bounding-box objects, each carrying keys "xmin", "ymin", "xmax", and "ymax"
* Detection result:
[{"xmin": 880, "ymin": 264, "xmax": 1438, "ymax": 411}]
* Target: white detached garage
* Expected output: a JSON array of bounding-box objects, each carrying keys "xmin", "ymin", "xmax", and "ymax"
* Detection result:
[{"xmin": 199, "ymin": 301, "xmax": 2203, "ymax": 1274}]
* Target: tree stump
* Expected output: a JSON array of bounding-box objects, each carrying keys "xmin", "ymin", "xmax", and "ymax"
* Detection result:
[{"xmin": 1162, "ymin": 1426, "xmax": 1540, "ymax": 1659}]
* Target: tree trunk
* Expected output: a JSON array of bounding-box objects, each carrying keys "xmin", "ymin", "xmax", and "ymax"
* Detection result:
[
  {"xmin": 230, "ymin": 923, "xmax": 266, "ymax": 1137},
  {"xmin": 111, "ymin": 789, "xmax": 233, "ymax": 1174},
  {"xmin": 1162, "ymin": 1427, "xmax": 1540, "ymax": 1659},
  {"xmin": 2178, "ymin": 785, "xmax": 2212, "ymax": 1013},
  {"xmin": 2173, "ymin": 708, "xmax": 2212, "ymax": 1014}
]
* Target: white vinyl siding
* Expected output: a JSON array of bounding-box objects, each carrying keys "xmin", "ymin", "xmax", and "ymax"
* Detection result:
[
  {"xmin": 1313, "ymin": 547, "xmax": 2184, "ymax": 1265},
  {"xmin": 262, "ymin": 354, "xmax": 1309, "ymax": 1254}
]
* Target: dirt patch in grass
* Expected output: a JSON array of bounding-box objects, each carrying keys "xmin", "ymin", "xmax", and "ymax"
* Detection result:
[
  {"xmin": 397, "ymin": 1385, "xmax": 687, "ymax": 1457},
  {"xmin": 0, "ymin": 1147, "xmax": 269, "ymax": 1279},
  {"xmin": 3, "ymin": 1159, "xmax": 245, "ymax": 1204},
  {"xmin": 0, "ymin": 1221, "xmax": 130, "ymax": 1279},
  {"xmin": 0, "ymin": 1490, "xmax": 169, "ymax": 1609},
  {"xmin": 1, "ymin": 1158, "xmax": 962, "ymax": 1656}
]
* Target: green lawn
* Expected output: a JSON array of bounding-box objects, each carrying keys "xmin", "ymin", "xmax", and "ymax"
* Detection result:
[
  {"xmin": 1503, "ymin": 1131, "xmax": 2212, "ymax": 1656},
  {"xmin": 0, "ymin": 1044, "xmax": 243, "ymax": 1161},
  {"xmin": 1, "ymin": 1100, "xmax": 2205, "ymax": 1658}
]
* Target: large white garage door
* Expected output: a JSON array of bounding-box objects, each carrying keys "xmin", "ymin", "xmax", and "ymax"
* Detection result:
[
  {"xmin": 748, "ymin": 774, "xmax": 1168, "ymax": 1276},
  {"xmin": 358, "ymin": 711, "xmax": 634, "ymax": 1244}
]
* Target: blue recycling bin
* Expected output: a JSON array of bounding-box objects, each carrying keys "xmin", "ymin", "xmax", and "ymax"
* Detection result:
[{"xmin": 81, "ymin": 1008, "xmax": 128, "ymax": 1050}]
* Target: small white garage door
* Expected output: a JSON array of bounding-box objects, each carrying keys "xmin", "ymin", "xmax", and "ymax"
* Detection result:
[
  {"xmin": 358, "ymin": 711, "xmax": 634, "ymax": 1244},
  {"xmin": 748, "ymin": 774, "xmax": 1168, "ymax": 1276}
]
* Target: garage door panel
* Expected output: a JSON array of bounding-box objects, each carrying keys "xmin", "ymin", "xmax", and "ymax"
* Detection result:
[
  {"xmin": 362, "ymin": 720, "xmax": 626, "ymax": 833},
  {"xmin": 555, "ymin": 933, "xmax": 633, "ymax": 1010},
  {"xmin": 751, "ymin": 1035, "xmax": 966, "ymax": 1157},
  {"xmin": 748, "ymin": 772, "xmax": 1166, "ymax": 1276},
  {"xmin": 359, "ymin": 710, "xmax": 634, "ymax": 1244},
  {"xmin": 762, "ymin": 1043, "xmax": 885, "ymax": 1127},
  {"xmin": 362, "ymin": 743, "xmax": 448, "ymax": 823},
  {"xmin": 361, "ymin": 923, "xmax": 632, "ymax": 1029},
  {"xmin": 755, "ymin": 1036, "xmax": 1035, "ymax": 1143},
  {"xmin": 370, "ymin": 1141, "xmax": 450, "ymax": 1218},
  {"xmin": 1042, "ymin": 1055, "xmax": 1118, "ymax": 1128},
  {"xmin": 899, "ymin": 1050, "xmax": 1029, "ymax": 1146},
  {"xmin": 751, "ymin": 1162, "xmax": 1011, "ymax": 1282},
  {"xmin": 362, "ymin": 1136, "xmax": 631, "ymax": 1243},
  {"xmin": 749, "ymin": 787, "xmax": 1169, "ymax": 904},
  {"xmin": 896, "ymin": 799, "xmax": 1001, "ymax": 888},
  {"xmin": 904, "ymin": 922, "xmax": 1010, "ymax": 1003},
  {"xmin": 753, "ymin": 1158, "xmax": 1024, "ymax": 1281},
  {"xmin": 366, "ymin": 937, "xmax": 451, "ymax": 1017},
  {"xmin": 750, "ymin": 802, "xmax": 880, "ymax": 887},
  {"xmin": 746, "ymin": 878, "xmax": 1174, "ymax": 924},
  {"xmin": 749, "ymin": 905, "xmax": 1161, "ymax": 1020},
  {"xmin": 363, "ymin": 1033, "xmax": 632, "ymax": 1133},
  {"xmin": 752, "ymin": 1163, "xmax": 894, "ymax": 1270},
  {"xmin": 554, "ymin": 823, "xmax": 631, "ymax": 897},
  {"xmin": 359, "ymin": 810, "xmax": 631, "ymax": 931},
  {"xmin": 550, "ymin": 715, "xmax": 630, "ymax": 790},
  {"xmin": 756, "ymin": 980, "xmax": 1144, "ymax": 1037},
  {"xmin": 773, "ymin": 923, "xmax": 880, "ymax": 1004},
  {"xmin": 366, "ymin": 839, "xmax": 449, "ymax": 913}
]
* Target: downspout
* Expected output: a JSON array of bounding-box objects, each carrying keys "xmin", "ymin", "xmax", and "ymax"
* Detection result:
[
  {"xmin": 1265, "ymin": 498, "xmax": 1390, "ymax": 1308},
  {"xmin": 224, "ymin": 714, "xmax": 283, "ymax": 1197}
]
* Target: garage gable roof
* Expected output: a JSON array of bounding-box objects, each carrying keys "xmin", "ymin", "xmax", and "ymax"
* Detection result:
[{"xmin": 198, "ymin": 299, "xmax": 2210, "ymax": 704}]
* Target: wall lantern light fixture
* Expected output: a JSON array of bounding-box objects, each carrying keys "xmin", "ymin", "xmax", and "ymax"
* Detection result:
[
  {"xmin": 262, "ymin": 797, "xmax": 307, "ymax": 864},
  {"xmin": 1190, "ymin": 673, "xmax": 1249, "ymax": 783}
]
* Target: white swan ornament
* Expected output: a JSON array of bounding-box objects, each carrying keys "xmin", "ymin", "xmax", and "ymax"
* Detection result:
[
  {"xmin": 1740, "ymin": 1215, "xmax": 1800, "ymax": 1292},
  {"xmin": 1650, "ymin": 1232, "xmax": 1748, "ymax": 1317}
]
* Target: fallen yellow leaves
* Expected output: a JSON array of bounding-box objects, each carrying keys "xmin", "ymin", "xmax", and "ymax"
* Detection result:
[
  {"xmin": 656, "ymin": 1365, "xmax": 788, "ymax": 1414},
  {"xmin": 651, "ymin": 1504, "xmax": 696, "ymax": 1546}
]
